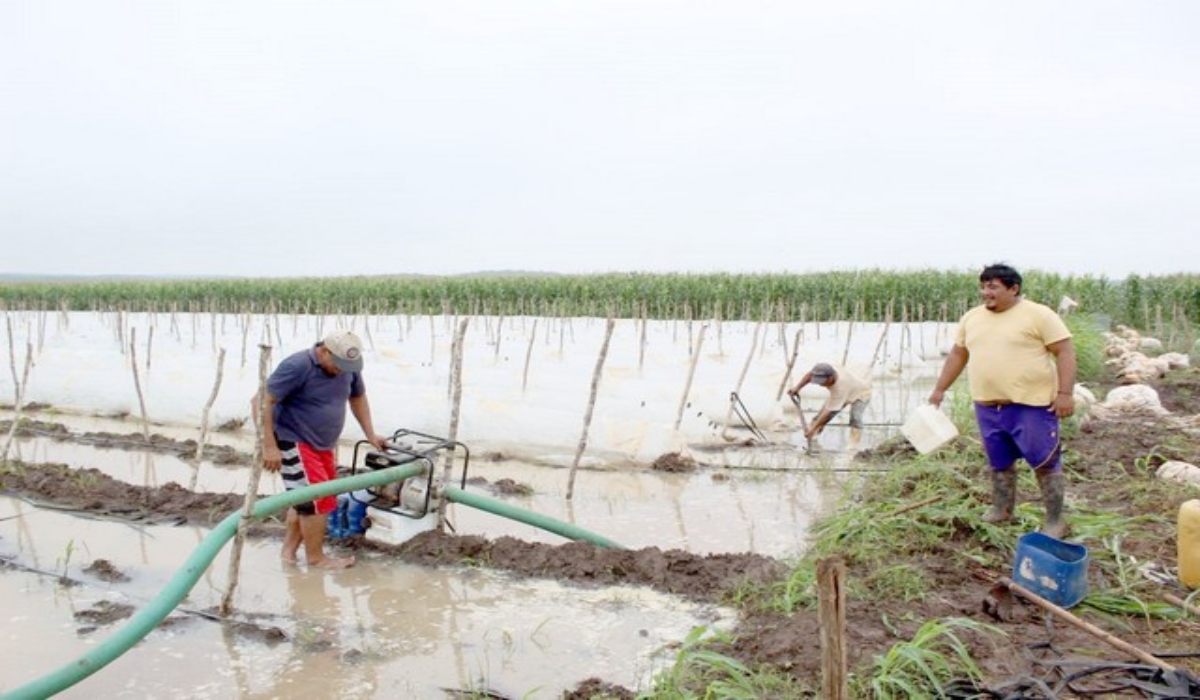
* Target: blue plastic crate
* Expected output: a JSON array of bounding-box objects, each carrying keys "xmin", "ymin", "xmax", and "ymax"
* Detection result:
[{"xmin": 1012, "ymin": 531, "xmax": 1089, "ymax": 608}]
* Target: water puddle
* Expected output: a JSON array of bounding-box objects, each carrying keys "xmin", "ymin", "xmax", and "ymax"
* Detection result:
[{"xmin": 1, "ymin": 498, "xmax": 733, "ymax": 698}]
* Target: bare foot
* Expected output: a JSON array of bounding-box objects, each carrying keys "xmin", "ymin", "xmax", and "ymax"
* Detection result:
[
  {"xmin": 282, "ymin": 554, "xmax": 300, "ymax": 566},
  {"xmin": 309, "ymin": 554, "xmax": 355, "ymax": 569}
]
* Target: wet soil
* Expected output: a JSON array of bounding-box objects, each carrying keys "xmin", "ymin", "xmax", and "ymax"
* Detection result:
[{"xmin": 4, "ymin": 367, "xmax": 1200, "ymax": 697}]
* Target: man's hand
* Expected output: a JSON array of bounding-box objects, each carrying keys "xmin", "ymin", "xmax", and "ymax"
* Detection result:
[
  {"xmin": 928, "ymin": 389, "xmax": 946, "ymax": 408},
  {"xmin": 366, "ymin": 433, "xmax": 387, "ymax": 450},
  {"xmin": 262, "ymin": 444, "xmax": 283, "ymax": 473},
  {"xmin": 1052, "ymin": 393, "xmax": 1076, "ymax": 419}
]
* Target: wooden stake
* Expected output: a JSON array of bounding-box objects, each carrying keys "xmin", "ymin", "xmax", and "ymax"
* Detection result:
[
  {"xmin": 888, "ymin": 495, "xmax": 944, "ymax": 517},
  {"xmin": 145, "ymin": 325, "xmax": 154, "ymax": 372},
  {"xmin": 196, "ymin": 348, "xmax": 227, "ymax": 463},
  {"xmin": 777, "ymin": 327, "xmax": 803, "ymax": 401},
  {"xmin": 220, "ymin": 343, "xmax": 272, "ymax": 616},
  {"xmin": 428, "ymin": 314, "xmax": 436, "ymax": 367},
  {"xmin": 2, "ymin": 318, "xmax": 33, "ymax": 462},
  {"xmin": 638, "ymin": 312, "xmax": 647, "ymax": 372},
  {"xmin": 1162, "ymin": 592, "xmax": 1200, "ymax": 618},
  {"xmin": 129, "ymin": 328, "xmax": 151, "ymax": 442},
  {"xmin": 442, "ymin": 317, "xmax": 470, "ymax": 528},
  {"xmin": 239, "ymin": 312, "xmax": 251, "ymax": 368},
  {"xmin": 818, "ymin": 557, "xmax": 848, "ymax": 700},
  {"xmin": 841, "ymin": 301, "xmax": 862, "ymax": 367},
  {"xmin": 567, "ymin": 317, "xmax": 615, "ymax": 500},
  {"xmin": 4, "ymin": 314, "xmax": 19, "ymax": 407},
  {"xmin": 493, "ymin": 314, "xmax": 504, "ymax": 362},
  {"xmin": 674, "ymin": 323, "xmax": 707, "ymax": 431},
  {"xmin": 867, "ymin": 310, "xmax": 892, "ymax": 371},
  {"xmin": 521, "ymin": 318, "xmax": 538, "ymax": 393}
]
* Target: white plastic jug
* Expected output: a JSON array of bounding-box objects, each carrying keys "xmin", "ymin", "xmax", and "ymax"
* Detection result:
[{"xmin": 901, "ymin": 404, "xmax": 959, "ymax": 454}]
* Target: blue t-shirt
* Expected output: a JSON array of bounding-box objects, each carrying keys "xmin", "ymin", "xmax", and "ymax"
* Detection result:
[{"xmin": 268, "ymin": 346, "xmax": 366, "ymax": 450}]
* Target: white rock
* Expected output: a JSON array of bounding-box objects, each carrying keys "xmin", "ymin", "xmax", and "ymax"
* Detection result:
[
  {"xmin": 1156, "ymin": 461, "xmax": 1200, "ymax": 489},
  {"xmin": 1162, "ymin": 352, "xmax": 1191, "ymax": 370},
  {"xmin": 1113, "ymin": 351, "xmax": 1169, "ymax": 383},
  {"xmin": 1072, "ymin": 385, "xmax": 1097, "ymax": 406},
  {"xmin": 1116, "ymin": 325, "xmax": 1141, "ymax": 341},
  {"xmin": 1101, "ymin": 384, "xmax": 1168, "ymax": 414},
  {"xmin": 1139, "ymin": 337, "xmax": 1165, "ymax": 354}
]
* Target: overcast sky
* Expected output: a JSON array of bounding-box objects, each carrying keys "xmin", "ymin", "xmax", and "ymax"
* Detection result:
[{"xmin": 2, "ymin": 2, "xmax": 1196, "ymax": 280}]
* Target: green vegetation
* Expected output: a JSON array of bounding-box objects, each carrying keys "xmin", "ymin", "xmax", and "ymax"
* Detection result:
[
  {"xmin": 2, "ymin": 270, "xmax": 1198, "ymax": 332},
  {"xmin": 640, "ymin": 627, "xmax": 810, "ymax": 699},
  {"xmin": 854, "ymin": 617, "xmax": 999, "ymax": 700},
  {"xmin": 1064, "ymin": 313, "xmax": 1108, "ymax": 385},
  {"xmin": 634, "ymin": 421, "xmax": 1196, "ymax": 698}
]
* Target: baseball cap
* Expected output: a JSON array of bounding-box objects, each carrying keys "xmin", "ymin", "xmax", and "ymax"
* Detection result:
[
  {"xmin": 323, "ymin": 330, "xmax": 364, "ymax": 373},
  {"xmin": 810, "ymin": 363, "xmax": 835, "ymax": 385}
]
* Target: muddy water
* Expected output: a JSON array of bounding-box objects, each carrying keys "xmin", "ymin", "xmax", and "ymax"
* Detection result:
[
  {"xmin": 0, "ymin": 312, "xmax": 951, "ymax": 697},
  {"xmin": 0, "ymin": 423, "xmax": 867, "ymax": 698},
  {"xmin": 1, "ymin": 499, "xmax": 730, "ymax": 699}
]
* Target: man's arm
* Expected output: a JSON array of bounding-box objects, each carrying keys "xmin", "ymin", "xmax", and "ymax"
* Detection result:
[
  {"xmin": 929, "ymin": 345, "xmax": 969, "ymax": 407},
  {"xmin": 788, "ymin": 371, "xmax": 814, "ymax": 396},
  {"xmin": 349, "ymin": 393, "xmax": 386, "ymax": 449},
  {"xmin": 1047, "ymin": 338, "xmax": 1077, "ymax": 418},
  {"xmin": 806, "ymin": 407, "xmax": 836, "ymax": 439}
]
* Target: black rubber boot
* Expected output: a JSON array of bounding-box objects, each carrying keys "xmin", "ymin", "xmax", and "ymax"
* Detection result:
[
  {"xmin": 983, "ymin": 468, "xmax": 1017, "ymax": 524},
  {"xmin": 1036, "ymin": 469, "xmax": 1067, "ymax": 538}
]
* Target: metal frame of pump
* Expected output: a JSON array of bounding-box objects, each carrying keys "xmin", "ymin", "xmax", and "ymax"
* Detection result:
[{"xmin": 348, "ymin": 428, "xmax": 471, "ymax": 521}]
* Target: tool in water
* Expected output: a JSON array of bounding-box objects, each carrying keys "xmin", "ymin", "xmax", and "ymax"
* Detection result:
[
  {"xmin": 789, "ymin": 393, "xmax": 814, "ymax": 454},
  {"xmin": 728, "ymin": 391, "xmax": 769, "ymax": 443}
]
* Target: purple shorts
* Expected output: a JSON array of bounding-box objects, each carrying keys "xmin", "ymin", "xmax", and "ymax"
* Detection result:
[{"xmin": 974, "ymin": 403, "xmax": 1061, "ymax": 473}]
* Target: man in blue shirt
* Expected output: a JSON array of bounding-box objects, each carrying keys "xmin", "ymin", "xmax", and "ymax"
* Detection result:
[{"xmin": 254, "ymin": 330, "xmax": 385, "ymax": 568}]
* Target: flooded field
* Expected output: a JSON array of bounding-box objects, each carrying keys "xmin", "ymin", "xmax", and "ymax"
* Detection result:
[{"xmin": 0, "ymin": 312, "xmax": 949, "ymax": 697}]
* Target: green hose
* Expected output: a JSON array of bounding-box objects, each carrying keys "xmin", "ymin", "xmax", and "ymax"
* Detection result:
[
  {"xmin": 444, "ymin": 487, "xmax": 625, "ymax": 550},
  {"xmin": 4, "ymin": 466, "xmax": 624, "ymax": 699},
  {"xmin": 2, "ymin": 463, "xmax": 423, "ymax": 700}
]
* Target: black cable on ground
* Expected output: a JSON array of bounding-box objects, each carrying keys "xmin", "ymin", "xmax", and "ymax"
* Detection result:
[{"xmin": 945, "ymin": 656, "xmax": 1200, "ymax": 699}]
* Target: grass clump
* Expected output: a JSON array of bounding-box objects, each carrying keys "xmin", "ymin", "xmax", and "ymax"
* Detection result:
[
  {"xmin": 639, "ymin": 626, "xmax": 810, "ymax": 699},
  {"xmin": 853, "ymin": 617, "xmax": 1001, "ymax": 700}
]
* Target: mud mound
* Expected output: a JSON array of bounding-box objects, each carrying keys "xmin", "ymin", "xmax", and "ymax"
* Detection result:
[{"xmin": 376, "ymin": 530, "xmax": 785, "ymax": 604}]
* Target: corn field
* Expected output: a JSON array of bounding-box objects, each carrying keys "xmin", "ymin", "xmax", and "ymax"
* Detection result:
[{"xmin": 1, "ymin": 270, "xmax": 1197, "ymax": 333}]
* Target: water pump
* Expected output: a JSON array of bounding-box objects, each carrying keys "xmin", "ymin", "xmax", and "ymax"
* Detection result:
[{"xmin": 327, "ymin": 429, "xmax": 470, "ymax": 545}]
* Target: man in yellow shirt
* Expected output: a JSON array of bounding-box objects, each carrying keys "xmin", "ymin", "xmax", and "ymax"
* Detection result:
[{"xmin": 929, "ymin": 264, "xmax": 1076, "ymax": 538}]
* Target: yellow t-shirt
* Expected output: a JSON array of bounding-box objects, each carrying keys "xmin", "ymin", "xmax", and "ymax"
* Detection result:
[
  {"xmin": 954, "ymin": 299, "xmax": 1071, "ymax": 405},
  {"xmin": 824, "ymin": 367, "xmax": 871, "ymax": 412}
]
